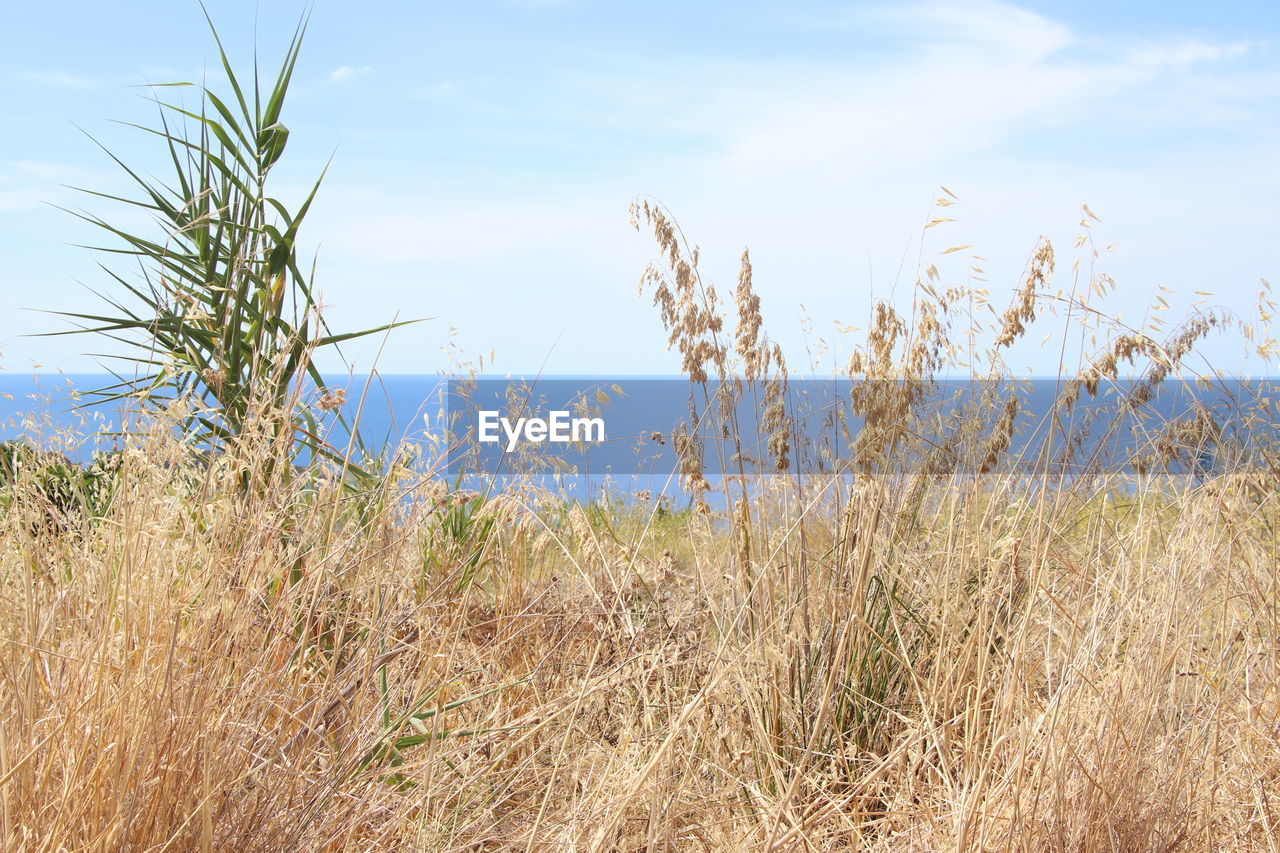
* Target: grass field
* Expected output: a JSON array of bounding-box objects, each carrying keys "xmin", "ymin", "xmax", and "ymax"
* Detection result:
[
  {"xmin": 1, "ymin": 394, "xmax": 1278, "ymax": 850},
  {"xmin": 3, "ymin": 205, "xmax": 1279, "ymax": 849}
]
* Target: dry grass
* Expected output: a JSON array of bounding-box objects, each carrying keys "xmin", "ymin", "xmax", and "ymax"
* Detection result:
[
  {"xmin": 2, "ymin": 422, "xmax": 1278, "ymax": 851},
  {"xmin": 3, "ymin": 200, "xmax": 1279, "ymax": 851}
]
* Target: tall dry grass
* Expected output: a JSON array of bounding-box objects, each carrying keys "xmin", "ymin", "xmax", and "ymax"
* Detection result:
[
  {"xmin": 3, "ymin": 412, "xmax": 1278, "ymax": 850},
  {"xmin": 2, "ymin": 200, "xmax": 1279, "ymax": 851}
]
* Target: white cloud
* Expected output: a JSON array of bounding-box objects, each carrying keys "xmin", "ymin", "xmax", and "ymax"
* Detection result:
[
  {"xmin": 1126, "ymin": 39, "xmax": 1251, "ymax": 71},
  {"xmin": 19, "ymin": 71, "xmax": 99, "ymax": 90},
  {"xmin": 0, "ymin": 161, "xmax": 89, "ymax": 212},
  {"xmin": 865, "ymin": 0, "xmax": 1075, "ymax": 61},
  {"xmin": 315, "ymin": 193, "xmax": 622, "ymax": 267},
  {"xmin": 687, "ymin": 2, "xmax": 1263, "ymax": 190},
  {"xmin": 329, "ymin": 65, "xmax": 372, "ymax": 82},
  {"xmin": 418, "ymin": 81, "xmax": 457, "ymax": 99},
  {"xmin": 4, "ymin": 161, "xmax": 79, "ymax": 181}
]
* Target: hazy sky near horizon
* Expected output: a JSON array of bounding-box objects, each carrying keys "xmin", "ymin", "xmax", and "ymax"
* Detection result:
[{"xmin": 2, "ymin": 0, "xmax": 1277, "ymax": 377}]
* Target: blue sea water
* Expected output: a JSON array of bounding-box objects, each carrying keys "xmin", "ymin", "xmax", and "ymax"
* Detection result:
[
  {"xmin": 0, "ymin": 373, "xmax": 444, "ymax": 458},
  {"xmin": 3, "ymin": 373, "xmax": 1278, "ymax": 502}
]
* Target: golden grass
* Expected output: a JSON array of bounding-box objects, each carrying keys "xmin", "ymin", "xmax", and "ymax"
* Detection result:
[
  {"xmin": 4, "ymin": 198, "xmax": 1278, "ymax": 850},
  {"xmin": 1, "ymin": 422, "xmax": 1277, "ymax": 850}
]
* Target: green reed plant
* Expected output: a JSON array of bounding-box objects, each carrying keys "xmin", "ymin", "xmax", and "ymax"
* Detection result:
[{"xmin": 49, "ymin": 8, "xmax": 412, "ymax": 479}]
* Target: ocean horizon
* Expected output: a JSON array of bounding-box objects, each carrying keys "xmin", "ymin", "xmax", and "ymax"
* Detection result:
[{"xmin": 4, "ymin": 373, "xmax": 1277, "ymax": 487}]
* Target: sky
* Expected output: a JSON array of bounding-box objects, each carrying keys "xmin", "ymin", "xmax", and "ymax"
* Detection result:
[{"xmin": 1, "ymin": 0, "xmax": 1277, "ymax": 378}]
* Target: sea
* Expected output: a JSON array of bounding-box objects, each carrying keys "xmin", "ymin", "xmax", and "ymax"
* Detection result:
[{"xmin": 3, "ymin": 373, "xmax": 1278, "ymax": 503}]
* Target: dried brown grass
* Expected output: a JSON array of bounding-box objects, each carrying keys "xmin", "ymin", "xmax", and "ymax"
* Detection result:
[
  {"xmin": 3, "ymin": 423, "xmax": 1277, "ymax": 851},
  {"xmin": 1, "ymin": 199, "xmax": 1278, "ymax": 851}
]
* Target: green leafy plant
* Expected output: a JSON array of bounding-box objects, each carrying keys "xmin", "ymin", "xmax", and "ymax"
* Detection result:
[
  {"xmin": 358, "ymin": 677, "xmax": 524, "ymax": 791},
  {"xmin": 422, "ymin": 481, "xmax": 496, "ymax": 594},
  {"xmin": 0, "ymin": 441, "xmax": 117, "ymax": 532},
  {"xmin": 50, "ymin": 7, "xmax": 414, "ymax": 479}
]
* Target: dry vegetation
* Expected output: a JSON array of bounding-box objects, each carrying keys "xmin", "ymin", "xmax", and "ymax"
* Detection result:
[
  {"xmin": 2, "ymin": 196, "xmax": 1280, "ymax": 851},
  {"xmin": 5, "ymin": 17, "xmax": 1280, "ymax": 847}
]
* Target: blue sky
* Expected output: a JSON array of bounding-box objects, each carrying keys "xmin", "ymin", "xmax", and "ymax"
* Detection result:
[{"xmin": 2, "ymin": 0, "xmax": 1277, "ymax": 377}]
